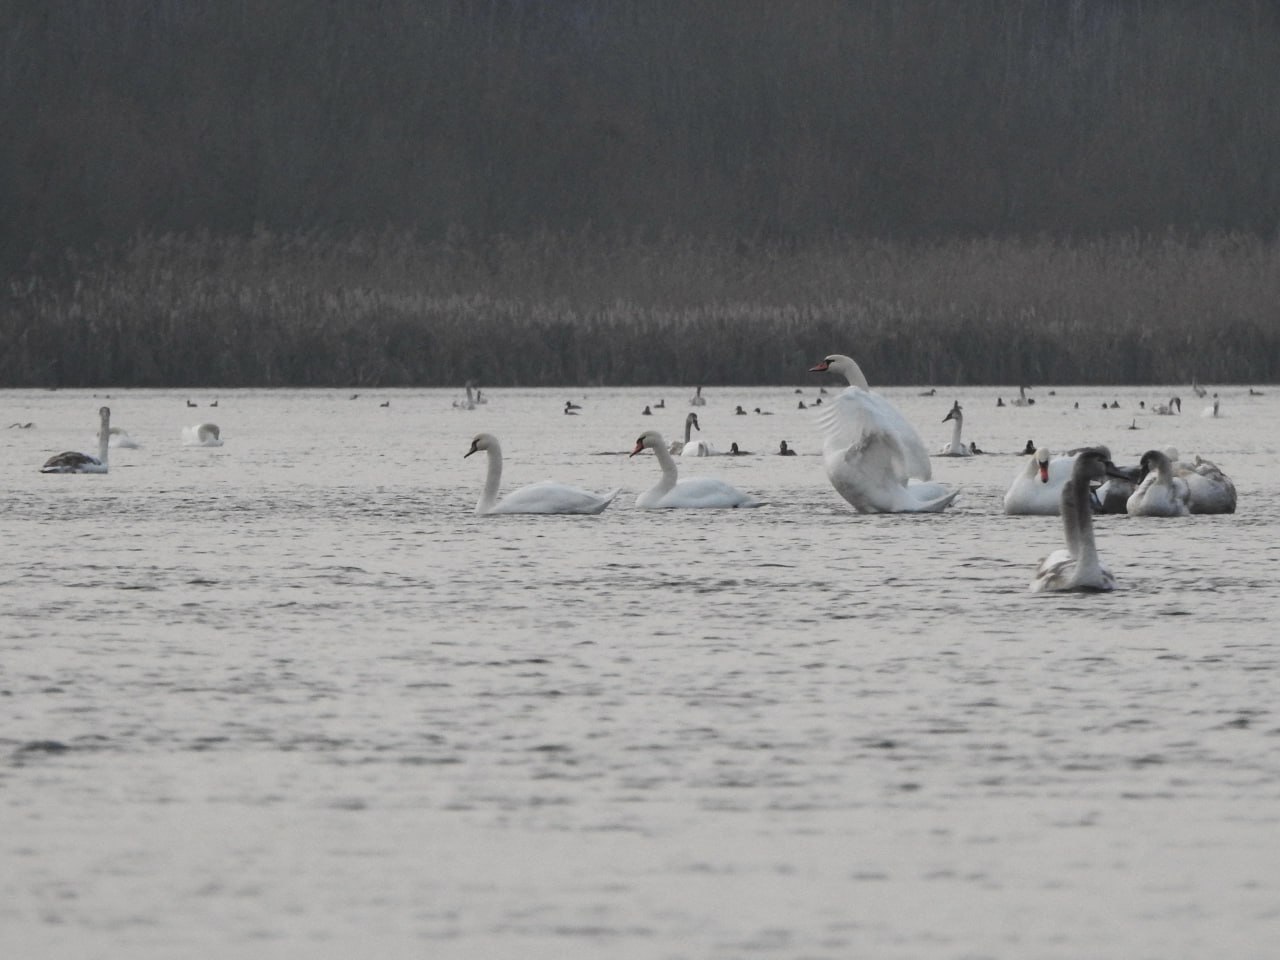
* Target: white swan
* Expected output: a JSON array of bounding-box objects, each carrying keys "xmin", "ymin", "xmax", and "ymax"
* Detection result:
[
  {"xmin": 668, "ymin": 412, "xmax": 700, "ymax": 455},
  {"xmin": 936, "ymin": 400, "xmax": 972, "ymax": 456},
  {"xmin": 1003, "ymin": 447, "xmax": 1078, "ymax": 515},
  {"xmin": 452, "ymin": 381, "xmax": 477, "ymax": 410},
  {"xmin": 630, "ymin": 431, "xmax": 760, "ymax": 508},
  {"xmin": 1152, "ymin": 396, "xmax": 1181, "ymax": 415},
  {"xmin": 182, "ymin": 423, "xmax": 223, "ymax": 446},
  {"xmin": 1192, "ymin": 377, "xmax": 1207, "ymax": 398},
  {"xmin": 679, "ymin": 412, "xmax": 716, "ymax": 457},
  {"xmin": 809, "ymin": 354, "xmax": 931, "ymax": 481},
  {"xmin": 1202, "ymin": 393, "xmax": 1221, "ymax": 418},
  {"xmin": 689, "ymin": 386, "xmax": 707, "ymax": 407},
  {"xmin": 108, "ymin": 426, "xmax": 140, "ymax": 448},
  {"xmin": 1169, "ymin": 452, "xmax": 1236, "ymax": 514},
  {"xmin": 808, "ymin": 391, "xmax": 962, "ymax": 514},
  {"xmin": 464, "ymin": 433, "xmax": 619, "ymax": 515},
  {"xmin": 41, "ymin": 407, "xmax": 110, "ymax": 474},
  {"xmin": 1012, "ymin": 385, "xmax": 1034, "ymax": 407},
  {"xmin": 1031, "ymin": 448, "xmax": 1123, "ymax": 593},
  {"xmin": 1126, "ymin": 449, "xmax": 1190, "ymax": 517}
]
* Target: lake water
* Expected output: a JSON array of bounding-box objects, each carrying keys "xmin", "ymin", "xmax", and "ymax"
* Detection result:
[{"xmin": 3, "ymin": 383, "xmax": 1279, "ymax": 959}]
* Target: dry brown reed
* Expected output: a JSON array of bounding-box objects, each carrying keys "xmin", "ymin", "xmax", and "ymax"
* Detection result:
[{"xmin": 3, "ymin": 230, "xmax": 1277, "ymax": 387}]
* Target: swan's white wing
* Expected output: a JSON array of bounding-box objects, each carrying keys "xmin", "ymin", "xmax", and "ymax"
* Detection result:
[
  {"xmin": 818, "ymin": 387, "xmax": 931, "ymax": 481},
  {"xmin": 654, "ymin": 477, "xmax": 759, "ymax": 508},
  {"xmin": 491, "ymin": 481, "xmax": 619, "ymax": 515},
  {"xmin": 681, "ymin": 440, "xmax": 715, "ymax": 457},
  {"xmin": 820, "ymin": 428, "xmax": 911, "ymax": 513}
]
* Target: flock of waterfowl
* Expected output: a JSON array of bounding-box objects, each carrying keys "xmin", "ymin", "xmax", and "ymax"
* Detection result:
[
  {"xmin": 36, "ymin": 352, "xmax": 1245, "ymax": 595},
  {"xmin": 36, "ymin": 406, "xmax": 223, "ymax": 475},
  {"xmin": 450, "ymin": 352, "xmax": 1246, "ymax": 594}
]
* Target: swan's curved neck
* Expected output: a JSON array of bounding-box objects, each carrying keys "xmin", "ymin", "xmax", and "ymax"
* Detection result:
[
  {"xmin": 98, "ymin": 411, "xmax": 110, "ymax": 466},
  {"xmin": 477, "ymin": 445, "xmax": 503, "ymax": 513},
  {"xmin": 834, "ymin": 357, "xmax": 869, "ymax": 389},
  {"xmin": 1060, "ymin": 478, "xmax": 1099, "ymax": 571},
  {"xmin": 649, "ymin": 441, "xmax": 679, "ymax": 493}
]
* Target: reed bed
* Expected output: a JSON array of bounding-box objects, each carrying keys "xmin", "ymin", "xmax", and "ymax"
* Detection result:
[{"xmin": 3, "ymin": 231, "xmax": 1277, "ymax": 387}]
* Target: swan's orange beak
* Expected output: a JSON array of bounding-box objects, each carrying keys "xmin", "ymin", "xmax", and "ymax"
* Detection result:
[
  {"xmin": 464, "ymin": 442, "xmax": 479, "ymax": 458},
  {"xmin": 808, "ymin": 360, "xmax": 830, "ymax": 373},
  {"xmin": 629, "ymin": 439, "xmax": 644, "ymax": 457},
  {"xmin": 1038, "ymin": 461, "xmax": 1050, "ymax": 482}
]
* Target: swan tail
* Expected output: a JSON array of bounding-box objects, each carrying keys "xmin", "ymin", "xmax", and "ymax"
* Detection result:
[
  {"xmin": 915, "ymin": 488, "xmax": 960, "ymax": 513},
  {"xmin": 591, "ymin": 489, "xmax": 623, "ymax": 514}
]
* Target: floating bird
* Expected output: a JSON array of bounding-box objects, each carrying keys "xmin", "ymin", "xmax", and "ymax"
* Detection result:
[
  {"xmin": 465, "ymin": 434, "xmax": 618, "ymax": 515},
  {"xmin": 1126, "ymin": 449, "xmax": 1191, "ymax": 517},
  {"xmin": 182, "ymin": 423, "xmax": 223, "ymax": 446},
  {"xmin": 108, "ymin": 426, "xmax": 140, "ymax": 449},
  {"xmin": 1004, "ymin": 447, "xmax": 1082, "ymax": 515},
  {"xmin": 630, "ymin": 431, "xmax": 760, "ymax": 508},
  {"xmin": 778, "ymin": 440, "xmax": 797, "ymax": 456},
  {"xmin": 936, "ymin": 400, "xmax": 972, "ymax": 457},
  {"xmin": 678, "ymin": 412, "xmax": 716, "ymax": 457},
  {"xmin": 808, "ymin": 353, "xmax": 931, "ymax": 480},
  {"xmin": 41, "ymin": 407, "xmax": 110, "ymax": 474},
  {"xmin": 1031, "ymin": 448, "xmax": 1127, "ymax": 593}
]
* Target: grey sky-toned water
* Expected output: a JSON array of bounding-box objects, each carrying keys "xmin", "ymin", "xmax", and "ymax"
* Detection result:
[{"xmin": 3, "ymin": 384, "xmax": 1278, "ymax": 958}]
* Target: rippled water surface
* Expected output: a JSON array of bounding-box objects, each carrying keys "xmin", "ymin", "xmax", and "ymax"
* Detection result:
[{"xmin": 3, "ymin": 384, "xmax": 1279, "ymax": 959}]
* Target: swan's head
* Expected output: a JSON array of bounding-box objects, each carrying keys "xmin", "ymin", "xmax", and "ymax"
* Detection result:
[
  {"xmin": 630, "ymin": 431, "xmax": 664, "ymax": 457},
  {"xmin": 808, "ymin": 355, "xmax": 850, "ymax": 374},
  {"xmin": 686, "ymin": 413, "xmax": 700, "ymax": 431},
  {"xmin": 1137, "ymin": 448, "xmax": 1173, "ymax": 479},
  {"xmin": 464, "ymin": 433, "xmax": 497, "ymax": 458},
  {"xmin": 1033, "ymin": 447, "xmax": 1054, "ymax": 482},
  {"xmin": 98, "ymin": 406, "xmax": 111, "ymax": 427},
  {"xmin": 1073, "ymin": 447, "xmax": 1125, "ymax": 483},
  {"xmin": 942, "ymin": 400, "xmax": 962, "ymax": 423}
]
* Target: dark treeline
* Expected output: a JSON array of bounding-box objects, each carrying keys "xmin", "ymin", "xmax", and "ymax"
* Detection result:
[{"xmin": 3, "ymin": 2, "xmax": 1280, "ymax": 385}]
